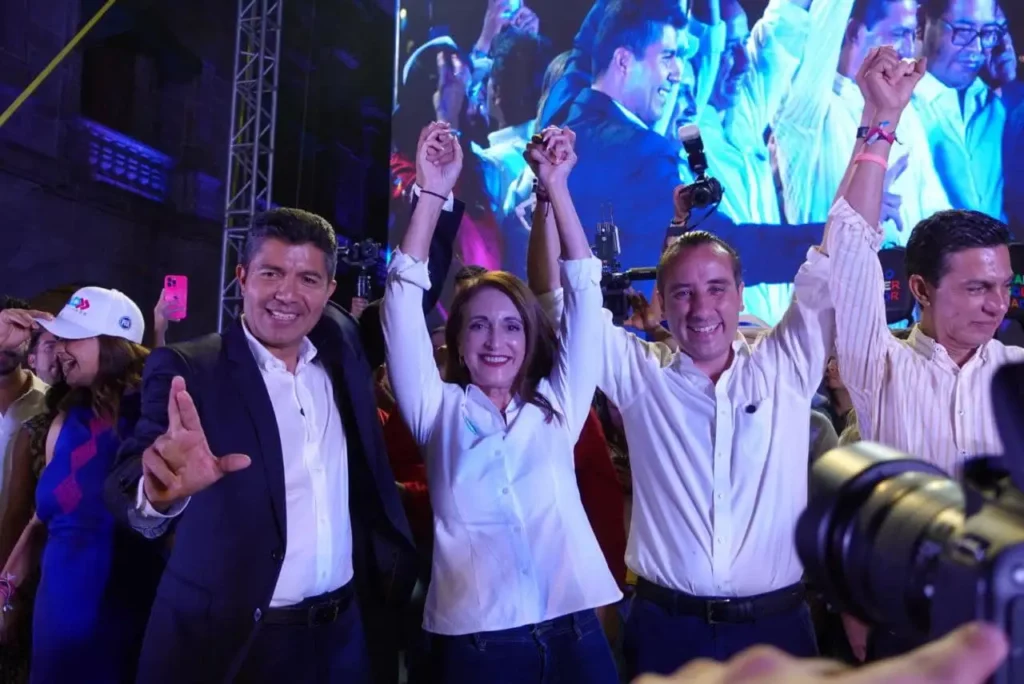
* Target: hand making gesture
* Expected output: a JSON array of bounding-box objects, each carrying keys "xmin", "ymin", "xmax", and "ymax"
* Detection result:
[
  {"xmin": 0, "ymin": 308, "xmax": 52, "ymax": 352},
  {"xmin": 142, "ymin": 376, "xmax": 251, "ymax": 512}
]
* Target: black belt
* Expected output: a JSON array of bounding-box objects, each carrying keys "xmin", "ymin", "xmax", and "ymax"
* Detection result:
[
  {"xmin": 636, "ymin": 578, "xmax": 805, "ymax": 624},
  {"xmin": 262, "ymin": 582, "xmax": 355, "ymax": 627}
]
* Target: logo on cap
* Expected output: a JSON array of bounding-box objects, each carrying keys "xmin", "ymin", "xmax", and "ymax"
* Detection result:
[
  {"xmin": 119, "ymin": 316, "xmax": 132, "ymax": 330},
  {"xmin": 69, "ymin": 296, "xmax": 90, "ymax": 312}
]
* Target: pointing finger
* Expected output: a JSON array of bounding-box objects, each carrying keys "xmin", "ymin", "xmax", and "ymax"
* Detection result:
[
  {"xmin": 174, "ymin": 386, "xmax": 203, "ymax": 433},
  {"xmin": 167, "ymin": 376, "xmax": 186, "ymax": 433}
]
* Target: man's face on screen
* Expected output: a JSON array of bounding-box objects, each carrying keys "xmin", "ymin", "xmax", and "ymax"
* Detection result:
[
  {"xmin": 660, "ymin": 243, "xmax": 743, "ymax": 374},
  {"xmin": 860, "ymin": 0, "xmax": 918, "ymax": 61},
  {"xmin": 621, "ymin": 24, "xmax": 682, "ymax": 126},
  {"xmin": 923, "ymin": 0, "xmax": 998, "ymax": 89},
  {"xmin": 709, "ymin": 7, "xmax": 752, "ymax": 111}
]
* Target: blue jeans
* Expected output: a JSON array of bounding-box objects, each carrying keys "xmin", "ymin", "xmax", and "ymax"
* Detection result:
[
  {"xmin": 623, "ymin": 596, "xmax": 818, "ymax": 678},
  {"xmin": 429, "ymin": 609, "xmax": 619, "ymax": 684}
]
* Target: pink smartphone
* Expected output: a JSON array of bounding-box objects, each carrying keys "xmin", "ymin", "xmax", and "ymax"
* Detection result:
[{"xmin": 163, "ymin": 275, "xmax": 188, "ymax": 321}]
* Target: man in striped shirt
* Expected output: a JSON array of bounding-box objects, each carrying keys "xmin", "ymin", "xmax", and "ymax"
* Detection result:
[
  {"xmin": 823, "ymin": 46, "xmax": 1022, "ymax": 478},
  {"xmin": 822, "ymin": 45, "xmax": 1022, "ymax": 662}
]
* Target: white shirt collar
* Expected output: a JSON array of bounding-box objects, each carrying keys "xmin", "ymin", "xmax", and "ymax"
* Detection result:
[
  {"xmin": 606, "ymin": 94, "xmax": 649, "ymax": 130},
  {"xmin": 915, "ymin": 71, "xmax": 990, "ymax": 106},
  {"xmin": 241, "ymin": 316, "xmax": 318, "ymax": 373}
]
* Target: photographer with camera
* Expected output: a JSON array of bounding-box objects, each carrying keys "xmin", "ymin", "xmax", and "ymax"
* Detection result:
[{"xmin": 816, "ymin": 45, "xmax": 1022, "ymax": 662}]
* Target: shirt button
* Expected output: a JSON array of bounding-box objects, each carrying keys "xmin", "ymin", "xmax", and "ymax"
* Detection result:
[
  {"xmin": 716, "ymin": 537, "xmax": 723, "ymax": 544},
  {"xmin": 513, "ymin": 526, "xmax": 521, "ymax": 533},
  {"xmin": 716, "ymin": 493, "xmax": 723, "ymax": 501},
  {"xmin": 502, "ymin": 487, "xmax": 510, "ymax": 495},
  {"xmin": 271, "ymin": 549, "xmax": 283, "ymax": 562},
  {"xmin": 253, "ymin": 608, "xmax": 263, "ymax": 622},
  {"xmin": 958, "ymin": 410, "xmax": 964, "ymax": 416},
  {"xmin": 521, "ymin": 568, "xmax": 529, "ymax": 576}
]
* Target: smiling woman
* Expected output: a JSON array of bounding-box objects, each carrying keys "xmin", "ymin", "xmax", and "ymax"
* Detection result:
[{"xmin": 381, "ymin": 122, "xmax": 621, "ymax": 684}]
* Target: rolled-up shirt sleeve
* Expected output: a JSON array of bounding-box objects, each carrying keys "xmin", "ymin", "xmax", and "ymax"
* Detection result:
[
  {"xmin": 382, "ymin": 250, "xmax": 445, "ymax": 445},
  {"xmin": 821, "ymin": 199, "xmax": 893, "ymax": 410},
  {"xmin": 549, "ymin": 257, "xmax": 604, "ymax": 440}
]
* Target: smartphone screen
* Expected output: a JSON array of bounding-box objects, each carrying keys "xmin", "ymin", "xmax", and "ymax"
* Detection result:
[{"xmin": 164, "ymin": 275, "xmax": 188, "ymax": 321}]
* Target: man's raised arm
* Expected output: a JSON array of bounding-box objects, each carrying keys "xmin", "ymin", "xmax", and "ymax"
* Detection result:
[{"xmin": 821, "ymin": 47, "xmax": 927, "ymax": 412}]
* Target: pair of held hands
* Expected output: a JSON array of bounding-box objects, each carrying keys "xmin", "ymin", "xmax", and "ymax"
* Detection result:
[{"xmin": 413, "ymin": 121, "xmax": 579, "ymax": 200}]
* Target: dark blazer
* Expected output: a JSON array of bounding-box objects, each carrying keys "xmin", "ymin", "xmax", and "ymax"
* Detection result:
[
  {"xmin": 565, "ymin": 88, "xmax": 823, "ymax": 283},
  {"xmin": 105, "ymin": 311, "xmax": 427, "ymax": 682}
]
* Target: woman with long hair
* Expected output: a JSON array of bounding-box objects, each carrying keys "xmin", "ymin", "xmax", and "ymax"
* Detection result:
[
  {"xmin": 0, "ymin": 288, "xmax": 163, "ymax": 683},
  {"xmin": 382, "ymin": 122, "xmax": 620, "ymax": 683}
]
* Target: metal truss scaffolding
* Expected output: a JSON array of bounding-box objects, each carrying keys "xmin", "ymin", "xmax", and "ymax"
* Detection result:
[{"xmin": 218, "ymin": 0, "xmax": 284, "ymax": 331}]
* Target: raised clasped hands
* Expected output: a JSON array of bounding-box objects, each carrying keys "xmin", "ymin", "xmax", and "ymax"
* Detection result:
[
  {"xmin": 415, "ymin": 121, "xmax": 463, "ymax": 199},
  {"xmin": 142, "ymin": 376, "xmax": 251, "ymax": 512},
  {"xmin": 856, "ymin": 46, "xmax": 927, "ymax": 119},
  {"xmin": 525, "ymin": 126, "xmax": 577, "ymax": 190}
]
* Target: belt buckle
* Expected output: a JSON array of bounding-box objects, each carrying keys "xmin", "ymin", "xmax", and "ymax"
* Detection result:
[
  {"xmin": 309, "ymin": 601, "xmax": 340, "ymax": 627},
  {"xmin": 705, "ymin": 598, "xmax": 731, "ymax": 624}
]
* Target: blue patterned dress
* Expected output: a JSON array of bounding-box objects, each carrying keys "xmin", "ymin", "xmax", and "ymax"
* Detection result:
[{"xmin": 31, "ymin": 403, "xmax": 161, "ymax": 683}]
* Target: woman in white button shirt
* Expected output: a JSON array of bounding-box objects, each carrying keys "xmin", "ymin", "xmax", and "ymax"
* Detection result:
[{"xmin": 382, "ymin": 121, "xmax": 621, "ymax": 683}]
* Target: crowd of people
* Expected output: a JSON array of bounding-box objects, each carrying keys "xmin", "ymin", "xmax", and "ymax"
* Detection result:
[
  {"xmin": 0, "ymin": 6, "xmax": 1020, "ymax": 684},
  {"xmin": 392, "ymin": 0, "xmax": 1021, "ymax": 327}
]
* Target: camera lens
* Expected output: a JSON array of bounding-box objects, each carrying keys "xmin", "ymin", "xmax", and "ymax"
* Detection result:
[
  {"xmin": 692, "ymin": 183, "xmax": 711, "ymax": 207},
  {"xmin": 797, "ymin": 443, "xmax": 964, "ymax": 636}
]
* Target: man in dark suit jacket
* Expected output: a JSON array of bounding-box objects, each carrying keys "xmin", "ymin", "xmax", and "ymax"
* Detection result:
[
  {"xmin": 563, "ymin": 0, "xmax": 823, "ymax": 285},
  {"xmin": 105, "ymin": 196, "xmax": 463, "ymax": 683}
]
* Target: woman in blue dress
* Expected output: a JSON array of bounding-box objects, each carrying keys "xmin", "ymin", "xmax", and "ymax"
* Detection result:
[{"xmin": 0, "ymin": 287, "xmax": 164, "ymax": 683}]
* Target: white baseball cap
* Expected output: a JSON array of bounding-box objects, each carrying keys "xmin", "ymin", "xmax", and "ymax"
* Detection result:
[{"xmin": 36, "ymin": 286, "xmax": 145, "ymax": 345}]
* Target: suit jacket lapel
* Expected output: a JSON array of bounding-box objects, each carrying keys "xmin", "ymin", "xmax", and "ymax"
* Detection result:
[{"xmin": 224, "ymin": 321, "xmax": 287, "ymax": 540}]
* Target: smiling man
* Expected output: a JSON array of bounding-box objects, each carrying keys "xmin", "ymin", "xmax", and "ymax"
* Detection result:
[
  {"xmin": 913, "ymin": 0, "xmax": 1006, "ymax": 218},
  {"xmin": 103, "ymin": 204, "xmax": 460, "ymax": 684}
]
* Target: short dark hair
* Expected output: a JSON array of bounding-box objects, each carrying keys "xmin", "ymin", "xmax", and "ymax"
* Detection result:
[
  {"xmin": 242, "ymin": 208, "xmax": 338, "ymax": 276},
  {"xmin": 454, "ymin": 264, "xmax": 488, "ymax": 285},
  {"xmin": 490, "ymin": 28, "xmax": 553, "ymax": 127},
  {"xmin": 0, "ymin": 295, "xmax": 29, "ymax": 312},
  {"xmin": 593, "ymin": 0, "xmax": 687, "ymax": 79},
  {"xmin": 905, "ymin": 210, "xmax": 1011, "ymax": 284},
  {"xmin": 656, "ymin": 231, "xmax": 743, "ymax": 292},
  {"xmin": 850, "ymin": 0, "xmax": 906, "ymax": 30}
]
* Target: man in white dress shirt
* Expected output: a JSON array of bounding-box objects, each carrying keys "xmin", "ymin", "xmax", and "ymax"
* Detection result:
[
  {"xmin": 102, "ymin": 207, "xmax": 437, "ymax": 683},
  {"xmin": 914, "ymin": 0, "xmax": 1006, "ymax": 218},
  {"xmin": 554, "ymin": 173, "xmax": 834, "ymax": 674}
]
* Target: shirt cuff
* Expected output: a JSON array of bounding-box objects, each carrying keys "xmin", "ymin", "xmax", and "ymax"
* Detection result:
[
  {"xmin": 135, "ymin": 477, "xmax": 189, "ymax": 519},
  {"xmin": 387, "ymin": 249, "xmax": 432, "ymax": 290},
  {"xmin": 824, "ymin": 198, "xmax": 885, "ymax": 255},
  {"xmin": 560, "ymin": 256, "xmax": 603, "ymax": 292},
  {"xmin": 412, "ymin": 183, "xmax": 455, "ymax": 212},
  {"xmin": 538, "ymin": 288, "xmax": 565, "ymax": 328}
]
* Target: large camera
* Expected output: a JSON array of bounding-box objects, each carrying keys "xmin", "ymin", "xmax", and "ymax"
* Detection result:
[
  {"xmin": 796, "ymin": 362, "xmax": 1024, "ymax": 684},
  {"xmin": 679, "ymin": 124, "xmax": 723, "ymax": 210}
]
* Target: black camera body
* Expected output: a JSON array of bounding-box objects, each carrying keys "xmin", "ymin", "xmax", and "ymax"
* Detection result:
[
  {"xmin": 337, "ymin": 238, "xmax": 384, "ymax": 298},
  {"xmin": 797, "ymin": 362, "xmax": 1024, "ymax": 683},
  {"xmin": 679, "ymin": 124, "xmax": 723, "ymax": 210}
]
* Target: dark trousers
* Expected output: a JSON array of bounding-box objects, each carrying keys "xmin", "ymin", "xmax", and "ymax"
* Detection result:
[
  {"xmin": 428, "ymin": 609, "xmax": 618, "ymax": 684},
  {"xmin": 867, "ymin": 627, "xmax": 923, "ymax": 662},
  {"xmin": 235, "ymin": 585, "xmax": 370, "ymax": 684},
  {"xmin": 623, "ymin": 595, "xmax": 819, "ymax": 678}
]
